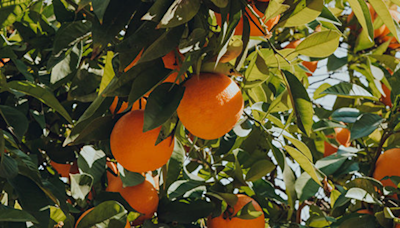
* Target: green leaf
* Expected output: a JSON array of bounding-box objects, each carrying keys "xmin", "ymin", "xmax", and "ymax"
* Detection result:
[
  {"xmin": 327, "ymin": 54, "xmax": 347, "ymax": 72},
  {"xmin": 279, "ymin": 0, "xmax": 323, "ymax": 27},
  {"xmin": 0, "ymin": 3, "xmax": 28, "ymax": 27},
  {"xmin": 141, "ymin": 0, "xmax": 175, "ymax": 23},
  {"xmin": 350, "ymin": 113, "xmax": 383, "ymax": 140},
  {"xmin": 245, "ymin": 159, "xmax": 275, "ymax": 182},
  {"xmin": 158, "ymin": 198, "xmax": 214, "ymax": 224},
  {"xmin": 92, "ymin": 0, "xmax": 110, "ymax": 23},
  {"xmin": 345, "ymin": 187, "xmax": 380, "ymax": 204},
  {"xmin": 70, "ymin": 115, "xmax": 118, "ymax": 145},
  {"xmin": 313, "ymin": 83, "xmax": 332, "ymax": 100},
  {"xmin": 92, "ymin": 0, "xmax": 139, "ymax": 52},
  {"xmin": 318, "ymin": 6, "xmax": 342, "ymax": 25},
  {"xmin": 235, "ymin": 201, "xmax": 263, "ymax": 220},
  {"xmin": 167, "ymin": 180, "xmax": 205, "ymax": 199},
  {"xmin": 70, "ymin": 173, "xmax": 94, "ymax": 200},
  {"xmin": 158, "ymin": 0, "xmax": 201, "ymax": 28},
  {"xmin": 50, "ymin": 42, "xmax": 82, "ymax": 84},
  {"xmin": 76, "ymin": 201, "xmax": 127, "ymax": 228},
  {"xmin": 293, "ymin": 30, "xmax": 341, "ymax": 58},
  {"xmin": 0, "ymin": 105, "xmax": 28, "ymax": 141},
  {"xmin": 369, "ymin": 0, "xmax": 400, "ymax": 43},
  {"xmin": 0, "ymin": 154, "xmax": 18, "ymax": 179},
  {"xmin": 331, "ymin": 108, "xmax": 361, "ymax": 123},
  {"xmin": 283, "ymin": 71, "xmax": 313, "ymax": 136},
  {"xmin": 119, "ymin": 167, "xmax": 145, "ymax": 187},
  {"xmin": 166, "ymin": 140, "xmax": 185, "ymax": 190},
  {"xmin": 53, "ymin": 0, "xmax": 75, "ymax": 23},
  {"xmin": 137, "ymin": 25, "xmax": 185, "ymax": 65},
  {"xmin": 0, "ymin": 204, "xmax": 38, "ymax": 223},
  {"xmin": 7, "ymin": 81, "xmax": 72, "ymax": 123},
  {"xmin": 77, "ymin": 145, "xmax": 106, "ymax": 184},
  {"xmin": 211, "ymin": 0, "xmax": 228, "ymax": 8},
  {"xmin": 284, "ymin": 146, "xmax": 322, "ymax": 186},
  {"xmin": 143, "ymin": 83, "xmax": 184, "ymax": 132},
  {"xmin": 321, "ymin": 82, "xmax": 378, "ymax": 100},
  {"xmin": 52, "ymin": 20, "xmax": 91, "ymax": 56},
  {"xmin": 347, "ymin": 0, "xmax": 374, "ymax": 39}
]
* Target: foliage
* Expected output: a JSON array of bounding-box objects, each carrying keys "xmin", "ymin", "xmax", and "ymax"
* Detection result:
[{"xmin": 2, "ymin": 0, "xmax": 400, "ymax": 227}]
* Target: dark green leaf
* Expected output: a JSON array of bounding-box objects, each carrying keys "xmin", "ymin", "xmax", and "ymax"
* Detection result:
[
  {"xmin": 70, "ymin": 115, "xmax": 118, "ymax": 145},
  {"xmin": 76, "ymin": 201, "xmax": 127, "ymax": 228},
  {"xmin": 144, "ymin": 83, "xmax": 185, "ymax": 132},
  {"xmin": 245, "ymin": 160, "xmax": 275, "ymax": 182},
  {"xmin": 331, "ymin": 108, "xmax": 361, "ymax": 123},
  {"xmin": 235, "ymin": 201, "xmax": 263, "ymax": 220},
  {"xmin": 158, "ymin": 0, "xmax": 201, "ymax": 28},
  {"xmin": 350, "ymin": 113, "xmax": 383, "ymax": 140},
  {"xmin": 0, "ymin": 204, "xmax": 38, "ymax": 223},
  {"xmin": 120, "ymin": 168, "xmax": 145, "ymax": 187},
  {"xmin": 0, "ymin": 154, "xmax": 18, "ymax": 179},
  {"xmin": 141, "ymin": 0, "xmax": 175, "ymax": 23},
  {"xmin": 52, "ymin": 20, "xmax": 91, "ymax": 56},
  {"xmin": 77, "ymin": 146, "xmax": 106, "ymax": 184},
  {"xmin": 283, "ymin": 70, "xmax": 313, "ymax": 136},
  {"xmin": 158, "ymin": 198, "xmax": 214, "ymax": 224},
  {"xmin": 317, "ymin": 6, "xmax": 342, "ymax": 25},
  {"xmin": 0, "ymin": 105, "xmax": 28, "ymax": 141},
  {"xmin": 92, "ymin": 0, "xmax": 110, "ymax": 23},
  {"xmin": 327, "ymin": 54, "xmax": 348, "ymax": 72},
  {"xmin": 8, "ymin": 81, "xmax": 72, "ymax": 123},
  {"xmin": 165, "ymin": 140, "xmax": 185, "ymax": 190},
  {"xmin": 53, "ymin": 0, "xmax": 75, "ymax": 23},
  {"xmin": 322, "ymin": 82, "xmax": 377, "ymax": 100},
  {"xmin": 167, "ymin": 180, "xmax": 204, "ymax": 199}
]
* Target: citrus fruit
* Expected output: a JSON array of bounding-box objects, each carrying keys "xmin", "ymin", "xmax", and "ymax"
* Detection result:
[
  {"xmin": 381, "ymin": 83, "xmax": 392, "ymax": 107},
  {"xmin": 110, "ymin": 110, "xmax": 174, "ymax": 173},
  {"xmin": 75, "ymin": 207, "xmax": 130, "ymax": 228},
  {"xmin": 323, "ymin": 127, "xmax": 351, "ymax": 157},
  {"xmin": 110, "ymin": 97, "xmax": 147, "ymax": 114},
  {"xmin": 107, "ymin": 179, "xmax": 159, "ymax": 226},
  {"xmin": 356, "ymin": 209, "xmax": 373, "ymax": 215},
  {"xmin": 51, "ymin": 161, "xmax": 78, "ymax": 178},
  {"xmin": 215, "ymin": 6, "xmax": 280, "ymax": 36},
  {"xmin": 207, "ymin": 194, "xmax": 265, "ymax": 228},
  {"xmin": 177, "ymin": 73, "xmax": 244, "ymax": 140},
  {"xmin": 373, "ymin": 148, "xmax": 400, "ymax": 188}
]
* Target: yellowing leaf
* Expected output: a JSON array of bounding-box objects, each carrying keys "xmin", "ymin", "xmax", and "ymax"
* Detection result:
[{"xmin": 293, "ymin": 30, "xmax": 341, "ymax": 58}]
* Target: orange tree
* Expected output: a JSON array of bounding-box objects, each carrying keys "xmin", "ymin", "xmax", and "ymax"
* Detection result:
[{"xmin": 3, "ymin": 0, "xmax": 400, "ymax": 227}]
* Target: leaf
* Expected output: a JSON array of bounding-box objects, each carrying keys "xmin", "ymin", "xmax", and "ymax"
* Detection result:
[
  {"xmin": 0, "ymin": 154, "xmax": 18, "ymax": 179},
  {"xmin": 8, "ymin": 81, "xmax": 72, "ymax": 123},
  {"xmin": 70, "ymin": 173, "xmax": 94, "ymax": 200},
  {"xmin": 0, "ymin": 3, "xmax": 28, "ymax": 27},
  {"xmin": 143, "ymin": 83, "xmax": 185, "ymax": 132},
  {"xmin": 313, "ymin": 83, "xmax": 332, "ymax": 100},
  {"xmin": 0, "ymin": 204, "xmax": 38, "ymax": 223},
  {"xmin": 167, "ymin": 180, "xmax": 205, "ymax": 199},
  {"xmin": 321, "ymin": 82, "xmax": 378, "ymax": 100},
  {"xmin": 159, "ymin": 0, "xmax": 201, "ymax": 28},
  {"xmin": 293, "ymin": 30, "xmax": 341, "ymax": 58},
  {"xmin": 166, "ymin": 140, "xmax": 185, "ymax": 190},
  {"xmin": 347, "ymin": 0, "xmax": 374, "ymax": 39},
  {"xmin": 70, "ymin": 115, "xmax": 118, "ymax": 145},
  {"xmin": 141, "ymin": 0, "xmax": 175, "ymax": 23},
  {"xmin": 350, "ymin": 113, "xmax": 383, "ymax": 140},
  {"xmin": 137, "ymin": 25, "xmax": 185, "ymax": 65},
  {"xmin": 52, "ymin": 20, "xmax": 92, "ymax": 56},
  {"xmin": 211, "ymin": 0, "xmax": 228, "ymax": 8},
  {"xmin": 158, "ymin": 198, "xmax": 214, "ymax": 224},
  {"xmin": 119, "ymin": 166, "xmax": 145, "ymax": 187},
  {"xmin": 76, "ymin": 201, "xmax": 127, "ymax": 228},
  {"xmin": 327, "ymin": 54, "xmax": 348, "ymax": 72},
  {"xmin": 0, "ymin": 105, "xmax": 28, "ymax": 141},
  {"xmin": 279, "ymin": 0, "xmax": 324, "ymax": 27},
  {"xmin": 92, "ymin": 0, "xmax": 111, "ymax": 23},
  {"xmin": 77, "ymin": 145, "xmax": 106, "ymax": 184},
  {"xmin": 369, "ymin": 0, "xmax": 400, "ymax": 43},
  {"xmin": 245, "ymin": 159, "xmax": 275, "ymax": 182},
  {"xmin": 345, "ymin": 187, "xmax": 379, "ymax": 204},
  {"xmin": 99, "ymin": 51, "xmax": 115, "ymax": 94},
  {"xmin": 331, "ymin": 108, "xmax": 361, "ymax": 123},
  {"xmin": 284, "ymin": 146, "xmax": 322, "ymax": 186},
  {"xmin": 283, "ymin": 71, "xmax": 313, "ymax": 136},
  {"xmin": 235, "ymin": 201, "xmax": 263, "ymax": 220},
  {"xmin": 50, "ymin": 42, "xmax": 82, "ymax": 84},
  {"xmin": 92, "ymin": 0, "xmax": 139, "ymax": 52},
  {"xmin": 317, "ymin": 6, "xmax": 342, "ymax": 25}
]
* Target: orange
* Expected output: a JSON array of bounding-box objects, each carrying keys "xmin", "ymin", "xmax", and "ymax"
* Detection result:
[
  {"xmin": 381, "ymin": 83, "xmax": 392, "ymax": 107},
  {"xmin": 75, "ymin": 207, "xmax": 130, "ymax": 228},
  {"xmin": 0, "ymin": 58, "xmax": 10, "ymax": 68},
  {"xmin": 323, "ymin": 127, "xmax": 351, "ymax": 157},
  {"xmin": 373, "ymin": 148, "xmax": 400, "ymax": 188},
  {"xmin": 110, "ymin": 110, "xmax": 174, "ymax": 173},
  {"xmin": 285, "ymin": 40, "xmax": 318, "ymax": 76},
  {"xmin": 207, "ymin": 194, "xmax": 265, "ymax": 228},
  {"xmin": 51, "ymin": 161, "xmax": 72, "ymax": 178},
  {"xmin": 215, "ymin": 6, "xmax": 280, "ymax": 36},
  {"xmin": 177, "ymin": 73, "xmax": 244, "ymax": 140},
  {"xmin": 110, "ymin": 97, "xmax": 147, "ymax": 114},
  {"xmin": 356, "ymin": 209, "xmax": 373, "ymax": 215},
  {"xmin": 107, "ymin": 179, "xmax": 159, "ymax": 226}
]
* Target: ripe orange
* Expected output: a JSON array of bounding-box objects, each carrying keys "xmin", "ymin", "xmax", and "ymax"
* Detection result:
[
  {"xmin": 110, "ymin": 97, "xmax": 147, "ymax": 114},
  {"xmin": 75, "ymin": 207, "xmax": 130, "ymax": 228},
  {"xmin": 381, "ymin": 83, "xmax": 392, "ymax": 107},
  {"xmin": 110, "ymin": 110, "xmax": 174, "ymax": 173},
  {"xmin": 373, "ymin": 148, "xmax": 400, "ymax": 188},
  {"xmin": 207, "ymin": 194, "xmax": 265, "ymax": 228},
  {"xmin": 215, "ymin": 6, "xmax": 280, "ymax": 36},
  {"xmin": 285, "ymin": 40, "xmax": 318, "ymax": 76},
  {"xmin": 177, "ymin": 73, "xmax": 244, "ymax": 140},
  {"xmin": 107, "ymin": 179, "xmax": 159, "ymax": 226},
  {"xmin": 323, "ymin": 127, "xmax": 351, "ymax": 157}
]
